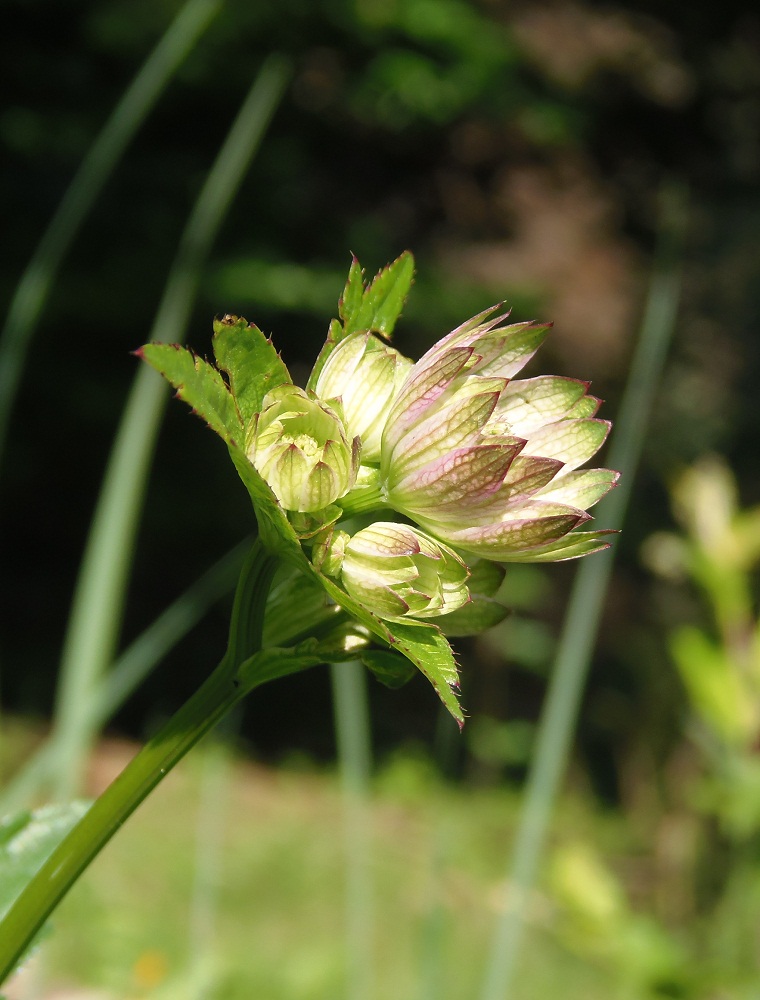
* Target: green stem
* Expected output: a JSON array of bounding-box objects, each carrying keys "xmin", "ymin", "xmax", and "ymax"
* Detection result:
[
  {"xmin": 0, "ymin": 665, "xmax": 239, "ymax": 985},
  {"xmin": 0, "ymin": 540, "xmax": 248, "ymax": 816},
  {"xmin": 0, "ymin": 541, "xmax": 278, "ymax": 986}
]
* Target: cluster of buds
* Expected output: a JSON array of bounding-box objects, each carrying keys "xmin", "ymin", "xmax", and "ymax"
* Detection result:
[{"xmin": 245, "ymin": 303, "xmax": 617, "ymax": 625}]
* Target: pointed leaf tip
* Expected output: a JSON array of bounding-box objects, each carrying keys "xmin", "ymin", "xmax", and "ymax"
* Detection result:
[
  {"xmin": 339, "ymin": 255, "xmax": 365, "ymax": 326},
  {"xmin": 212, "ymin": 318, "xmax": 291, "ymax": 425},
  {"xmin": 139, "ymin": 341, "xmax": 242, "ymax": 444},
  {"xmin": 350, "ymin": 251, "xmax": 415, "ymax": 338}
]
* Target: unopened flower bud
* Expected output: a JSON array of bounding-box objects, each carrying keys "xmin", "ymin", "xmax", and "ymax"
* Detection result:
[
  {"xmin": 315, "ymin": 333, "xmax": 412, "ymax": 462},
  {"xmin": 334, "ymin": 522, "xmax": 470, "ymax": 621},
  {"xmin": 246, "ymin": 384, "xmax": 359, "ymax": 512}
]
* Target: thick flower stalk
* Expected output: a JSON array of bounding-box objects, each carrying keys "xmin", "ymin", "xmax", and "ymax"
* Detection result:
[
  {"xmin": 377, "ymin": 307, "xmax": 618, "ymax": 561},
  {"xmin": 325, "ymin": 521, "xmax": 471, "ymax": 621},
  {"xmin": 246, "ymin": 384, "xmax": 359, "ymax": 513}
]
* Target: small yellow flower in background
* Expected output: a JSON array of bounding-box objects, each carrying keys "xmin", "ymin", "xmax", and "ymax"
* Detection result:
[{"xmin": 132, "ymin": 948, "xmax": 169, "ymax": 990}]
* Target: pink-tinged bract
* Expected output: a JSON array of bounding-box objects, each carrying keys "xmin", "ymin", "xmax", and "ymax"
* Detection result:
[{"xmin": 379, "ymin": 308, "xmax": 618, "ymax": 562}]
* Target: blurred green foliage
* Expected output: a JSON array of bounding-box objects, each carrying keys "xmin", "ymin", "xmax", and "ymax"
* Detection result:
[
  {"xmin": 0, "ymin": 738, "xmax": 706, "ymax": 999},
  {"xmin": 2, "ymin": 0, "xmax": 759, "ymax": 855},
  {"xmin": 3, "ymin": 728, "xmax": 759, "ymax": 999},
  {"xmin": 2, "ymin": 4, "xmax": 760, "ymax": 993},
  {"xmin": 645, "ymin": 457, "xmax": 760, "ymax": 837}
]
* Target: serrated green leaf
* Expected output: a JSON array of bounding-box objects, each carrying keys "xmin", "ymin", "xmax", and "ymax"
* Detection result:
[
  {"xmin": 387, "ymin": 620, "xmax": 463, "ymax": 725},
  {"xmin": 316, "ymin": 571, "xmax": 463, "ymax": 724},
  {"xmin": 338, "ymin": 256, "xmax": 364, "ymax": 328},
  {"xmin": 360, "ymin": 650, "xmax": 416, "ymax": 689},
  {"xmin": 139, "ymin": 343, "xmax": 242, "ymax": 444},
  {"xmin": 346, "ymin": 251, "xmax": 415, "ymax": 337},
  {"xmin": 227, "ymin": 444, "xmax": 310, "ymax": 568},
  {"xmin": 141, "ymin": 343, "xmax": 304, "ymax": 565},
  {"xmin": 307, "ymin": 253, "xmax": 416, "ymax": 391},
  {"xmin": 212, "ymin": 315, "xmax": 291, "ymax": 426}
]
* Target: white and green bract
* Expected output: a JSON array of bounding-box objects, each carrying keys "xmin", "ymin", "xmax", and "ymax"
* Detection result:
[
  {"xmin": 338, "ymin": 522, "xmax": 470, "ymax": 621},
  {"xmin": 315, "ymin": 332, "xmax": 413, "ymax": 463},
  {"xmin": 377, "ymin": 307, "xmax": 618, "ymax": 562},
  {"xmin": 246, "ymin": 384, "xmax": 359, "ymax": 513}
]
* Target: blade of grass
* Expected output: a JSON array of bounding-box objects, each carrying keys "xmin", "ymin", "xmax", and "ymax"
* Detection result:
[
  {"xmin": 330, "ymin": 661, "xmax": 375, "ymax": 1000},
  {"xmin": 188, "ymin": 732, "xmax": 236, "ymax": 995},
  {"xmin": 479, "ymin": 181, "xmax": 689, "ymax": 1000},
  {"xmin": 47, "ymin": 56, "xmax": 292, "ymax": 800},
  {"xmin": 0, "ymin": 540, "xmax": 248, "ymax": 815},
  {"xmin": 0, "ymin": 0, "xmax": 221, "ymax": 470},
  {"xmin": 417, "ymin": 708, "xmax": 461, "ymax": 1000}
]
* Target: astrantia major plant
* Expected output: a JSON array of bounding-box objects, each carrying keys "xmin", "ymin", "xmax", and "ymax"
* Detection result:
[
  {"xmin": 0, "ymin": 252, "xmax": 618, "ymax": 982},
  {"xmin": 140, "ymin": 251, "xmax": 618, "ymax": 720}
]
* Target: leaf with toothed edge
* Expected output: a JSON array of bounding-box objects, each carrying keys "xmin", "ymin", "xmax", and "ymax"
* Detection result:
[
  {"xmin": 387, "ymin": 619, "xmax": 463, "ymax": 725},
  {"xmin": 212, "ymin": 315, "xmax": 291, "ymax": 426},
  {"xmin": 316, "ymin": 572, "xmax": 464, "ymax": 725},
  {"xmin": 345, "ymin": 250, "xmax": 415, "ymax": 337},
  {"xmin": 339, "ymin": 256, "xmax": 364, "ymax": 329},
  {"xmin": 139, "ymin": 342, "xmax": 242, "ymax": 444},
  {"xmin": 140, "ymin": 341, "xmax": 305, "ymax": 565},
  {"xmin": 307, "ymin": 252, "xmax": 415, "ymax": 391}
]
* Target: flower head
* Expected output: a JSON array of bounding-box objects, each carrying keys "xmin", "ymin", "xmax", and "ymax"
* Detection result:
[
  {"xmin": 140, "ymin": 252, "xmax": 618, "ymax": 727},
  {"xmin": 379, "ymin": 307, "xmax": 618, "ymax": 561},
  {"xmin": 246, "ymin": 384, "xmax": 359, "ymax": 513},
  {"xmin": 315, "ymin": 333, "xmax": 413, "ymax": 462},
  {"xmin": 330, "ymin": 522, "xmax": 470, "ymax": 621}
]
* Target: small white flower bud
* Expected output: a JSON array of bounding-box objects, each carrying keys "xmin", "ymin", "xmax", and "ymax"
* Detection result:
[
  {"xmin": 337, "ymin": 522, "xmax": 470, "ymax": 621},
  {"xmin": 246, "ymin": 384, "xmax": 358, "ymax": 512},
  {"xmin": 315, "ymin": 333, "xmax": 412, "ymax": 462}
]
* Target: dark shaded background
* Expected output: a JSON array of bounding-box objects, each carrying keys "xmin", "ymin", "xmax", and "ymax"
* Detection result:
[{"xmin": 2, "ymin": 0, "xmax": 759, "ymax": 797}]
